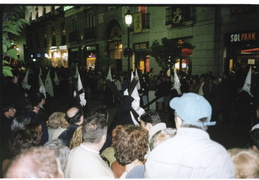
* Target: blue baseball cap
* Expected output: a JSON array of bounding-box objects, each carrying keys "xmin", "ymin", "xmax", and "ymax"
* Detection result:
[{"xmin": 170, "ymin": 93, "xmax": 216, "ymax": 126}]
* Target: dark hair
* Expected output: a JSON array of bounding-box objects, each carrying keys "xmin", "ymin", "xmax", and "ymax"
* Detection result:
[
  {"xmin": 2, "ymin": 102, "xmax": 15, "ymax": 113},
  {"xmin": 140, "ymin": 109, "xmax": 161, "ymax": 126},
  {"xmin": 24, "ymin": 97, "xmax": 39, "ymax": 111},
  {"xmin": 82, "ymin": 115, "xmax": 107, "ymax": 143},
  {"xmin": 112, "ymin": 125, "xmax": 148, "ymax": 166},
  {"xmin": 8, "ymin": 129, "xmax": 39, "ymax": 158},
  {"xmin": 248, "ymin": 129, "xmax": 259, "ymax": 150},
  {"xmin": 24, "ymin": 122, "xmax": 42, "ymax": 145},
  {"xmin": 90, "ymin": 106, "xmax": 108, "ymax": 120},
  {"xmin": 65, "ymin": 107, "xmax": 83, "ymax": 124}
]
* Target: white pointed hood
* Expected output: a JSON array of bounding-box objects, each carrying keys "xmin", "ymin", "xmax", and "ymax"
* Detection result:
[
  {"xmin": 39, "ymin": 73, "xmax": 46, "ymax": 98},
  {"xmin": 135, "ymin": 70, "xmax": 141, "ymax": 90},
  {"xmin": 39, "ymin": 67, "xmax": 43, "ymax": 76},
  {"xmin": 74, "ymin": 65, "xmax": 79, "ymax": 79},
  {"xmin": 45, "ymin": 69, "xmax": 54, "ymax": 97},
  {"xmin": 172, "ymin": 68, "xmax": 182, "ymax": 95},
  {"xmin": 54, "ymin": 71, "xmax": 59, "ymax": 86},
  {"xmin": 240, "ymin": 66, "xmax": 253, "ymax": 97},
  {"xmin": 77, "ymin": 74, "xmax": 87, "ymax": 106},
  {"xmin": 106, "ymin": 66, "xmax": 113, "ymax": 81},
  {"xmin": 22, "ymin": 69, "xmax": 31, "ymax": 90}
]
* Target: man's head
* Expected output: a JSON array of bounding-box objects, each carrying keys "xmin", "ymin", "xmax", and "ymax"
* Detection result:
[
  {"xmin": 91, "ymin": 106, "xmax": 109, "ymax": 121},
  {"xmin": 2, "ymin": 102, "xmax": 16, "ymax": 118},
  {"xmin": 170, "ymin": 92, "xmax": 216, "ymax": 130},
  {"xmin": 65, "ymin": 107, "xmax": 84, "ymax": 125},
  {"xmin": 25, "ymin": 97, "xmax": 40, "ymax": 114},
  {"xmin": 43, "ymin": 139, "xmax": 70, "ymax": 173},
  {"xmin": 149, "ymin": 128, "xmax": 177, "ymax": 151},
  {"xmin": 82, "ymin": 115, "xmax": 107, "ymax": 145},
  {"xmin": 140, "ymin": 109, "xmax": 162, "ymax": 130},
  {"xmin": 5, "ymin": 147, "xmax": 64, "ymax": 178}
]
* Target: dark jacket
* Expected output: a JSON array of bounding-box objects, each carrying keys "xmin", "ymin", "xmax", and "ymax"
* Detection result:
[{"xmin": 58, "ymin": 123, "xmax": 79, "ymax": 147}]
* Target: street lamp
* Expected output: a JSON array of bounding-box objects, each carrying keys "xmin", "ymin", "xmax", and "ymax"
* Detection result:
[{"xmin": 124, "ymin": 10, "xmax": 133, "ymax": 73}]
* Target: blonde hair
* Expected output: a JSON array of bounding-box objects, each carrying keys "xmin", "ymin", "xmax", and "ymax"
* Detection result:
[
  {"xmin": 228, "ymin": 148, "xmax": 259, "ymax": 178},
  {"xmin": 5, "ymin": 147, "xmax": 63, "ymax": 178},
  {"xmin": 149, "ymin": 128, "xmax": 177, "ymax": 151},
  {"xmin": 60, "ymin": 113, "xmax": 69, "ymax": 129},
  {"xmin": 48, "ymin": 112, "xmax": 65, "ymax": 129},
  {"xmin": 69, "ymin": 125, "xmax": 83, "ymax": 149}
]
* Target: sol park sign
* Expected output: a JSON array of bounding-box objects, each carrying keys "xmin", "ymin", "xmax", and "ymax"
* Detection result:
[{"xmin": 230, "ymin": 32, "xmax": 256, "ymax": 42}]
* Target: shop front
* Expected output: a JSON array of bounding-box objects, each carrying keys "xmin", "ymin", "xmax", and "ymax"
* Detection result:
[
  {"xmin": 85, "ymin": 45, "xmax": 98, "ymax": 71},
  {"xmin": 47, "ymin": 45, "xmax": 68, "ymax": 68},
  {"xmin": 134, "ymin": 42, "xmax": 149, "ymax": 73},
  {"xmin": 108, "ymin": 41, "xmax": 122, "ymax": 73},
  {"xmin": 225, "ymin": 31, "xmax": 259, "ymax": 72}
]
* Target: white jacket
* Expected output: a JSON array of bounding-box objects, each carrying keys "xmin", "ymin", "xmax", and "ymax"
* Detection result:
[{"xmin": 145, "ymin": 127, "xmax": 235, "ymax": 178}]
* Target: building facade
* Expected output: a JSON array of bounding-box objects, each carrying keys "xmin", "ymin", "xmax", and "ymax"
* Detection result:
[{"xmin": 23, "ymin": 5, "xmax": 259, "ymax": 75}]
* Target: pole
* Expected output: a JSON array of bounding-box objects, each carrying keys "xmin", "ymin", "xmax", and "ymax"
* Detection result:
[{"xmin": 127, "ymin": 26, "xmax": 130, "ymax": 72}]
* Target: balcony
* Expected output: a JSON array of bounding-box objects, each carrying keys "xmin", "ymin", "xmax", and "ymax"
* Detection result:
[
  {"xmin": 84, "ymin": 27, "xmax": 97, "ymax": 40},
  {"xmin": 69, "ymin": 31, "xmax": 80, "ymax": 42}
]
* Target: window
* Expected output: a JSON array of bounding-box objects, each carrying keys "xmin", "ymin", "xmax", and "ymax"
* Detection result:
[
  {"xmin": 165, "ymin": 6, "xmax": 192, "ymax": 27},
  {"xmin": 139, "ymin": 6, "xmax": 147, "ymax": 14},
  {"xmin": 30, "ymin": 33, "xmax": 33, "ymax": 50},
  {"xmin": 35, "ymin": 6, "xmax": 38, "ymax": 19},
  {"xmin": 51, "ymin": 6, "xmax": 55, "ymax": 15},
  {"xmin": 72, "ymin": 18, "xmax": 78, "ymax": 31},
  {"xmin": 86, "ymin": 11, "xmax": 96, "ymax": 28},
  {"xmin": 43, "ymin": 6, "xmax": 46, "ymax": 15},
  {"xmin": 61, "ymin": 23, "xmax": 66, "ymax": 45},
  {"xmin": 29, "ymin": 12, "xmax": 32, "ymax": 22},
  {"xmin": 137, "ymin": 6, "xmax": 150, "ymax": 29},
  {"xmin": 44, "ymin": 29, "xmax": 47, "ymax": 47},
  {"xmin": 51, "ymin": 27, "xmax": 56, "ymax": 46},
  {"xmin": 36, "ymin": 31, "xmax": 40, "ymax": 48}
]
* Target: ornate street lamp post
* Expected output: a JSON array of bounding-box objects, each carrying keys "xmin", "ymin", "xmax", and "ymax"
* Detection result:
[{"xmin": 124, "ymin": 10, "xmax": 133, "ymax": 73}]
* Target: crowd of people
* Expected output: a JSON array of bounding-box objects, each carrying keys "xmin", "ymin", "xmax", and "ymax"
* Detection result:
[{"xmin": 1, "ymin": 63, "xmax": 259, "ymax": 178}]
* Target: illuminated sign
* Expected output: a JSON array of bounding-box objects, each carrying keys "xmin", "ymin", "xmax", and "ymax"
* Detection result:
[
  {"xmin": 50, "ymin": 46, "xmax": 58, "ymax": 52},
  {"xmin": 86, "ymin": 46, "xmax": 97, "ymax": 51},
  {"xmin": 134, "ymin": 42, "xmax": 149, "ymax": 51},
  {"xmin": 71, "ymin": 48, "xmax": 79, "ymax": 52},
  {"xmin": 59, "ymin": 45, "xmax": 67, "ymax": 50},
  {"xmin": 248, "ymin": 59, "xmax": 255, "ymax": 65},
  {"xmin": 229, "ymin": 32, "xmax": 256, "ymax": 43},
  {"xmin": 64, "ymin": 6, "xmax": 74, "ymax": 11}
]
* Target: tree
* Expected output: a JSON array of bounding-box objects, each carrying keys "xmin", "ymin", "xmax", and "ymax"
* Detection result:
[
  {"xmin": 148, "ymin": 37, "xmax": 195, "ymax": 71},
  {"xmin": 94, "ymin": 55, "xmax": 116, "ymax": 73},
  {"xmin": 2, "ymin": 6, "xmax": 29, "ymax": 77}
]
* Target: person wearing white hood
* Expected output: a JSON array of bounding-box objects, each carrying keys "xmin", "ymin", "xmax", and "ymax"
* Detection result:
[
  {"xmin": 107, "ymin": 72, "xmax": 145, "ymax": 135},
  {"xmin": 234, "ymin": 65, "xmax": 256, "ymax": 146}
]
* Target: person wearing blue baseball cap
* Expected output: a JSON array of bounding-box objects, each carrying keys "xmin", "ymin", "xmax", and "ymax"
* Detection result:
[{"xmin": 144, "ymin": 92, "xmax": 235, "ymax": 178}]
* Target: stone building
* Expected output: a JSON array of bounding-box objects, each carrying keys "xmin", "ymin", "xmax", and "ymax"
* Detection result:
[{"xmin": 23, "ymin": 5, "xmax": 259, "ymax": 75}]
